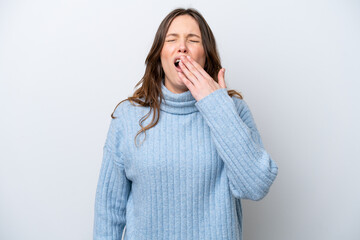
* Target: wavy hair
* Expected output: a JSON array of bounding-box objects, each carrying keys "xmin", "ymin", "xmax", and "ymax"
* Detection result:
[{"xmin": 111, "ymin": 8, "xmax": 243, "ymax": 147}]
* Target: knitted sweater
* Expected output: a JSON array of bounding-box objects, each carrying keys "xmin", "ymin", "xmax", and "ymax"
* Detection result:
[{"xmin": 93, "ymin": 79, "xmax": 279, "ymax": 240}]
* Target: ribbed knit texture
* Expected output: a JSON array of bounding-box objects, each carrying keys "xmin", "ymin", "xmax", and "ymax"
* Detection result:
[{"xmin": 93, "ymin": 79, "xmax": 279, "ymax": 240}]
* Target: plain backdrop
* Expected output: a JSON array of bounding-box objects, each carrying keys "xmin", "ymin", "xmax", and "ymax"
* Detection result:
[{"xmin": 1, "ymin": 0, "xmax": 359, "ymax": 239}]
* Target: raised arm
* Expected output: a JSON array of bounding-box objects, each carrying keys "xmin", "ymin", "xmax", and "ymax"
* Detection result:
[{"xmin": 195, "ymin": 88, "xmax": 278, "ymax": 201}]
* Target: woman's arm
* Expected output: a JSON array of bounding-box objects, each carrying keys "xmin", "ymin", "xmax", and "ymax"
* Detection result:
[
  {"xmin": 93, "ymin": 111, "xmax": 131, "ymax": 239},
  {"xmin": 195, "ymin": 88, "xmax": 278, "ymax": 201}
]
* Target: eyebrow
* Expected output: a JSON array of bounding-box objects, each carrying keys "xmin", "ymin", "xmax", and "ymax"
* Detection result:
[{"xmin": 165, "ymin": 33, "xmax": 201, "ymax": 38}]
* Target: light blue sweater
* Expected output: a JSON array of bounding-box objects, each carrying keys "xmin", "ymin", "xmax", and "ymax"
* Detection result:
[{"xmin": 93, "ymin": 79, "xmax": 278, "ymax": 240}]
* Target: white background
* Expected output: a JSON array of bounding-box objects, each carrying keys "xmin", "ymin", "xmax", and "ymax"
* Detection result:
[{"xmin": 1, "ymin": 0, "xmax": 359, "ymax": 239}]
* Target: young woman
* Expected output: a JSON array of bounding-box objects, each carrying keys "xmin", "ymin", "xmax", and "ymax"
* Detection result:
[{"xmin": 93, "ymin": 8, "xmax": 278, "ymax": 240}]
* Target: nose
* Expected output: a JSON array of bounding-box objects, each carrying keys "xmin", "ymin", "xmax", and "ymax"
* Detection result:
[{"xmin": 177, "ymin": 39, "xmax": 188, "ymax": 53}]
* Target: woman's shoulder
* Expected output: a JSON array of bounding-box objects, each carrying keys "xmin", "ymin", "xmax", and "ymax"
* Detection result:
[
  {"xmin": 230, "ymin": 94, "xmax": 244, "ymax": 104},
  {"xmin": 230, "ymin": 95, "xmax": 249, "ymax": 115},
  {"xmin": 112, "ymin": 98, "xmax": 150, "ymax": 119}
]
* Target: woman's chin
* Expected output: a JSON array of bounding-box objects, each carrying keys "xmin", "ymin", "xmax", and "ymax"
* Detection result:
[{"xmin": 176, "ymin": 76, "xmax": 186, "ymax": 87}]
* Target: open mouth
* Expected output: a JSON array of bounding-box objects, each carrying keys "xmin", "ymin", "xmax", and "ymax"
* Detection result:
[
  {"xmin": 174, "ymin": 59, "xmax": 180, "ymax": 67},
  {"xmin": 174, "ymin": 59, "xmax": 182, "ymax": 71}
]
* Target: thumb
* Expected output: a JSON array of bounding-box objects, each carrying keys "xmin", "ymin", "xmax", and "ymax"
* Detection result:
[{"xmin": 218, "ymin": 68, "xmax": 226, "ymax": 88}]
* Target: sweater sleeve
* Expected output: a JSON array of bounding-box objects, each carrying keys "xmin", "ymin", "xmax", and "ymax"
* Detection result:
[
  {"xmin": 195, "ymin": 88, "xmax": 278, "ymax": 201},
  {"xmin": 93, "ymin": 109, "xmax": 131, "ymax": 239}
]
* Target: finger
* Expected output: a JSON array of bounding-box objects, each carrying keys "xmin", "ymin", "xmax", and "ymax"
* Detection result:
[
  {"xmin": 180, "ymin": 56, "xmax": 204, "ymax": 81},
  {"xmin": 218, "ymin": 68, "xmax": 226, "ymax": 88},
  {"xmin": 185, "ymin": 56, "xmax": 212, "ymax": 79},
  {"xmin": 179, "ymin": 60, "xmax": 197, "ymax": 84},
  {"xmin": 178, "ymin": 71, "xmax": 195, "ymax": 91}
]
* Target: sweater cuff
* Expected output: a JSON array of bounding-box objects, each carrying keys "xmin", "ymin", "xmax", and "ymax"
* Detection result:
[
  {"xmin": 194, "ymin": 87, "xmax": 263, "ymax": 158},
  {"xmin": 194, "ymin": 88, "xmax": 236, "ymax": 128},
  {"xmin": 195, "ymin": 88, "xmax": 231, "ymax": 111}
]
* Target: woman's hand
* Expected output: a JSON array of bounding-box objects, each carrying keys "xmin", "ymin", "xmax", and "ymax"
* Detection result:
[{"xmin": 177, "ymin": 55, "xmax": 227, "ymax": 101}]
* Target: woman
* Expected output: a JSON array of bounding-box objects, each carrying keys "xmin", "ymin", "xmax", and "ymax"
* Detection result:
[{"xmin": 93, "ymin": 8, "xmax": 278, "ymax": 240}]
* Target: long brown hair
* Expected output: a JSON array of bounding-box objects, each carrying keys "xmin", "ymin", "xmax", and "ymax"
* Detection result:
[{"xmin": 112, "ymin": 8, "xmax": 243, "ymax": 147}]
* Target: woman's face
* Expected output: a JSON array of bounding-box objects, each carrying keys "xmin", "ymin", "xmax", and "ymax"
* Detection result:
[{"xmin": 160, "ymin": 15, "xmax": 206, "ymax": 93}]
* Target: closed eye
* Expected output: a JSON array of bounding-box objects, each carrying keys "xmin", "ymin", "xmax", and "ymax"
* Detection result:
[{"xmin": 165, "ymin": 40, "xmax": 200, "ymax": 42}]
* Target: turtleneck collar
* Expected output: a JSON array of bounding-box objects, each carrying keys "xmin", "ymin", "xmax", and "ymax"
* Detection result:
[{"xmin": 159, "ymin": 78, "xmax": 199, "ymax": 115}]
